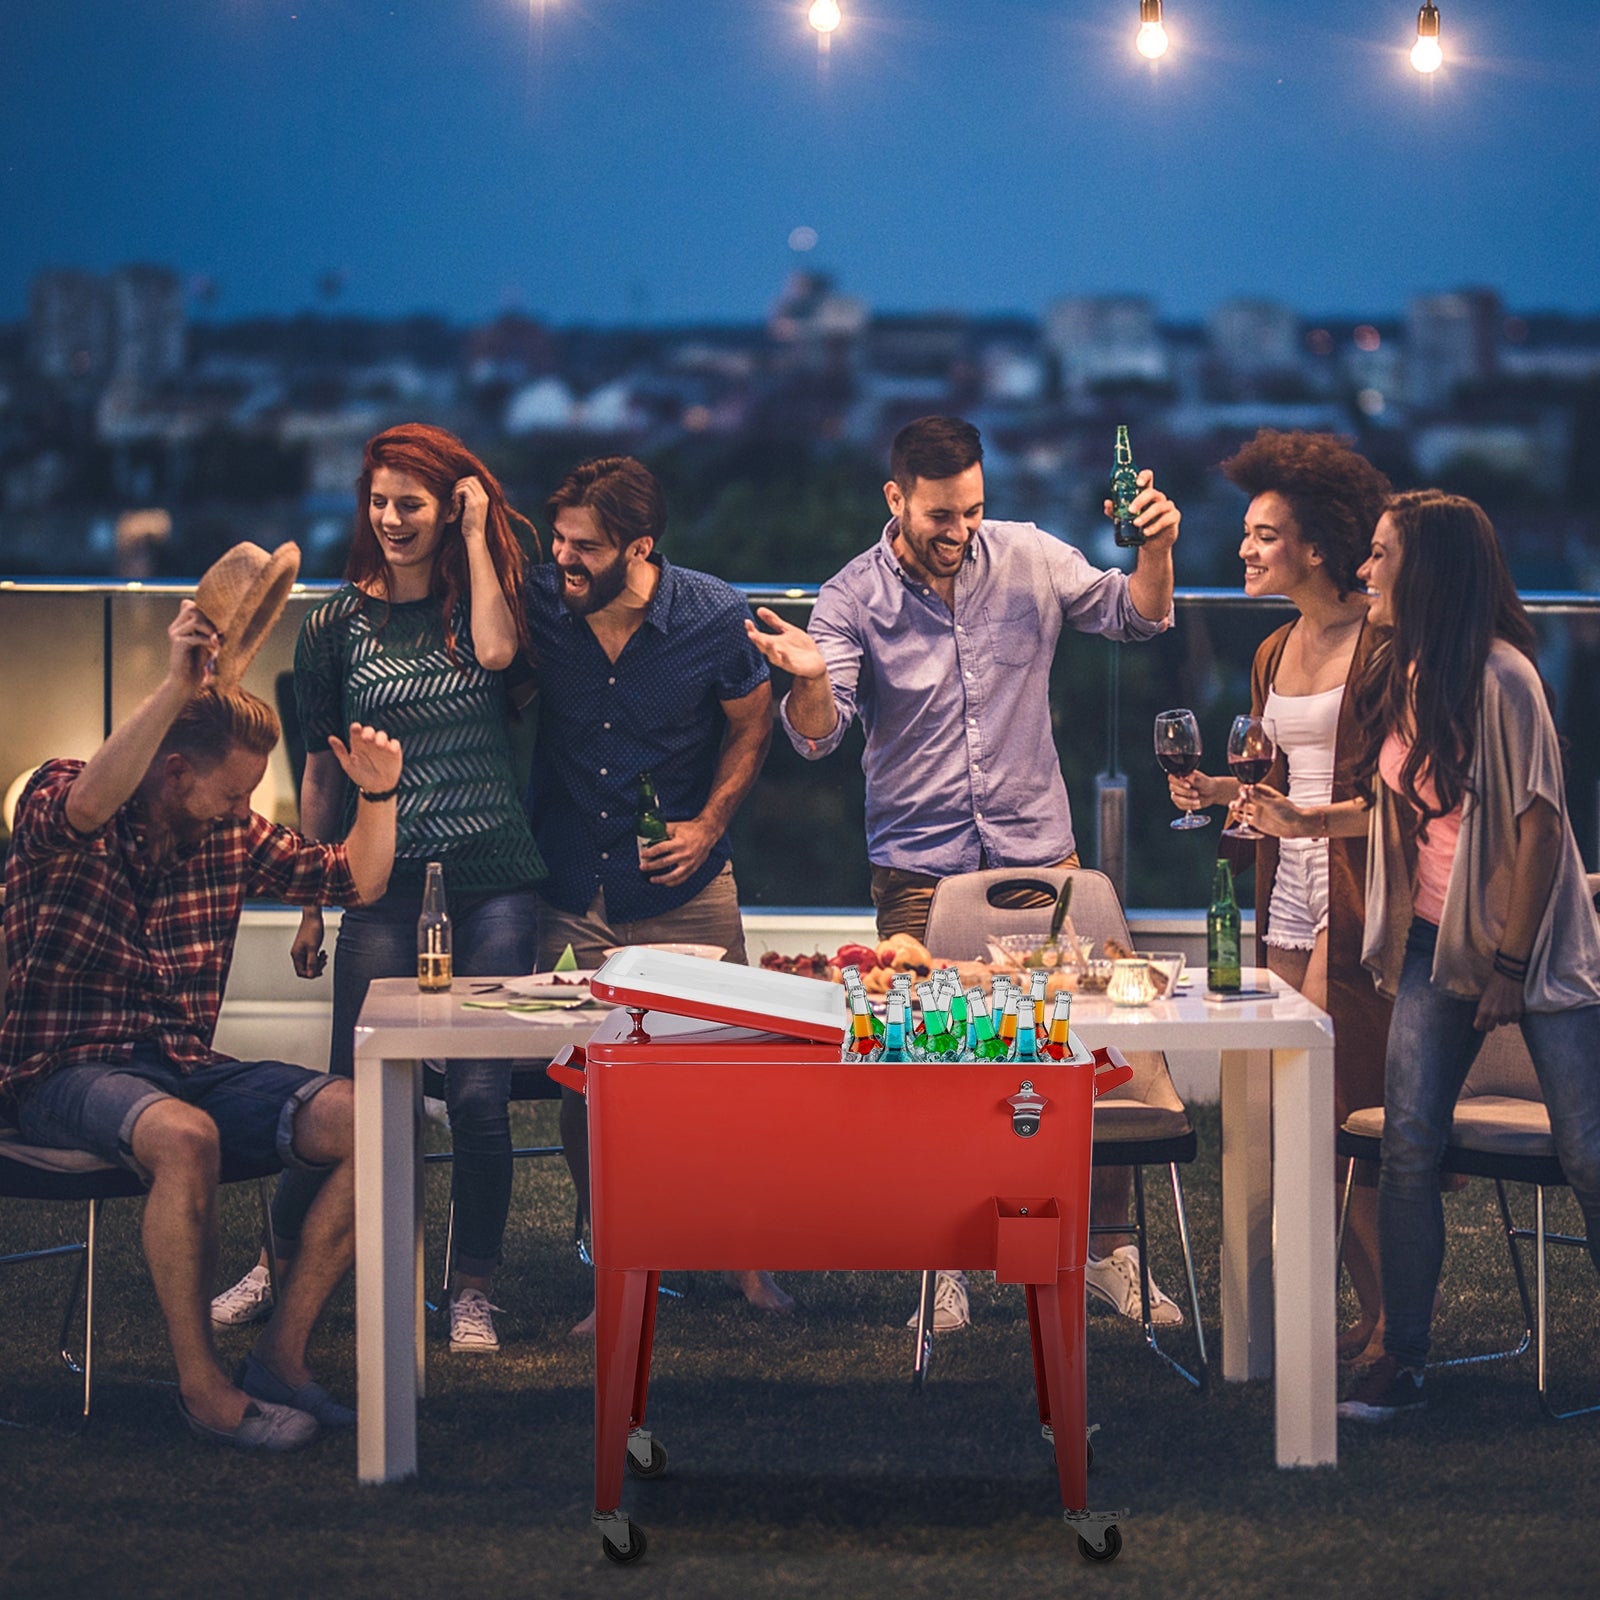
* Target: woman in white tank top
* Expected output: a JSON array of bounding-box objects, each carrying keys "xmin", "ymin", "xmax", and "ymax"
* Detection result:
[{"xmin": 1167, "ymin": 431, "xmax": 1394, "ymax": 1364}]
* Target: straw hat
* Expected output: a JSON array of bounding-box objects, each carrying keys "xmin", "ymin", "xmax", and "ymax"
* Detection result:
[{"xmin": 195, "ymin": 541, "xmax": 300, "ymax": 689}]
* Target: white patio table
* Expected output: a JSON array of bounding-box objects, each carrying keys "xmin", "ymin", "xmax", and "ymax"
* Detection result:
[{"xmin": 350, "ymin": 968, "xmax": 1336, "ymax": 1483}]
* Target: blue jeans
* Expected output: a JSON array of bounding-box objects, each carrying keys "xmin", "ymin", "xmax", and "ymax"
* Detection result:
[
  {"xmin": 1380, "ymin": 918, "xmax": 1600, "ymax": 1369},
  {"xmin": 271, "ymin": 885, "xmax": 539, "ymax": 1277},
  {"xmin": 19, "ymin": 1046, "xmax": 336, "ymax": 1181}
]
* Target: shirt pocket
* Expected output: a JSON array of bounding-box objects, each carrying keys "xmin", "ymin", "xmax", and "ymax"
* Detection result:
[{"xmin": 984, "ymin": 597, "xmax": 1043, "ymax": 666}]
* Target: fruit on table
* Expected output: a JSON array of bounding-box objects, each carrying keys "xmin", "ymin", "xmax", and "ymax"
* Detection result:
[
  {"xmin": 759, "ymin": 950, "xmax": 834, "ymax": 978},
  {"xmin": 835, "ymin": 942, "xmax": 879, "ymax": 972}
]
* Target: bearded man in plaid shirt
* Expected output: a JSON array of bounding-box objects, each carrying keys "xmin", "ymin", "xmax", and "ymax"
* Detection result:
[{"xmin": 1, "ymin": 600, "xmax": 402, "ymax": 1453}]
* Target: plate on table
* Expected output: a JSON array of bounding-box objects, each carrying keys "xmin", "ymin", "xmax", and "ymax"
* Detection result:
[
  {"xmin": 501, "ymin": 970, "xmax": 600, "ymax": 1000},
  {"xmin": 601, "ymin": 943, "xmax": 726, "ymax": 962}
]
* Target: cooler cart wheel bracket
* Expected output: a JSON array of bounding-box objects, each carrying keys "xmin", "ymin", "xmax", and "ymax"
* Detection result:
[
  {"xmin": 1041, "ymin": 1420, "xmax": 1099, "ymax": 1470},
  {"xmin": 594, "ymin": 1510, "xmax": 646, "ymax": 1564},
  {"xmin": 626, "ymin": 1426, "xmax": 669, "ymax": 1478},
  {"xmin": 1064, "ymin": 1510, "xmax": 1126, "ymax": 1563}
]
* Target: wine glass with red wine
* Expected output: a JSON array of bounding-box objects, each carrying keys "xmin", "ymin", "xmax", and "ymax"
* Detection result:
[
  {"xmin": 1154, "ymin": 709, "xmax": 1210, "ymax": 830},
  {"xmin": 1221, "ymin": 714, "xmax": 1277, "ymax": 840}
]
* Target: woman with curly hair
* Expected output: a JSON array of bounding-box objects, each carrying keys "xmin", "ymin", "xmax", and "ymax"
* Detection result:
[
  {"xmin": 1169, "ymin": 430, "xmax": 1395, "ymax": 1362},
  {"xmin": 213, "ymin": 423, "xmax": 546, "ymax": 1357},
  {"xmin": 1243, "ymin": 491, "xmax": 1600, "ymax": 1421}
]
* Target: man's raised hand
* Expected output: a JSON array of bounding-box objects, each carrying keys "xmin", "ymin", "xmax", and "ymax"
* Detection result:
[
  {"xmin": 744, "ymin": 607, "xmax": 828, "ymax": 680},
  {"xmin": 327, "ymin": 723, "xmax": 403, "ymax": 795}
]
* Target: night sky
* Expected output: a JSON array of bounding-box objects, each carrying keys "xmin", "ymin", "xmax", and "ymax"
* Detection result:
[{"xmin": 6, "ymin": 1, "xmax": 1598, "ymax": 325}]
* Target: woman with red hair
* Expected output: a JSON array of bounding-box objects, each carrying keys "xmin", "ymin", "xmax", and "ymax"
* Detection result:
[{"xmin": 214, "ymin": 424, "xmax": 546, "ymax": 1358}]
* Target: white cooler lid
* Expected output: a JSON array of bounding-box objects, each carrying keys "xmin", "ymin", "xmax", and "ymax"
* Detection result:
[{"xmin": 590, "ymin": 946, "xmax": 846, "ymax": 1044}]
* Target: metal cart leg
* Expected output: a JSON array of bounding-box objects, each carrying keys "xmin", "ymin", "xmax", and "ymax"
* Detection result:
[
  {"xmin": 1029, "ymin": 1270, "xmax": 1090, "ymax": 1511},
  {"xmin": 594, "ymin": 1266, "xmax": 656, "ymax": 1558}
]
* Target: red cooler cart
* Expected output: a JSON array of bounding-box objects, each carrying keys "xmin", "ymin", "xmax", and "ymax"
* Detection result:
[{"xmin": 548, "ymin": 948, "xmax": 1132, "ymax": 1566}]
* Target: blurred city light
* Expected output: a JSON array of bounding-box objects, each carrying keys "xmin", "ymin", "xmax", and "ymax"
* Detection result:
[
  {"xmin": 1411, "ymin": 4, "xmax": 1442, "ymax": 73},
  {"xmin": 1136, "ymin": 0, "xmax": 1169, "ymax": 60},
  {"xmin": 808, "ymin": 1, "xmax": 841, "ymax": 35}
]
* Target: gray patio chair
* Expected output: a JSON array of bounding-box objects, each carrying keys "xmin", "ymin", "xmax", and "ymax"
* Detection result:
[
  {"xmin": 912, "ymin": 866, "xmax": 1209, "ymax": 1391},
  {"xmin": 1338, "ymin": 1018, "xmax": 1598, "ymax": 1420}
]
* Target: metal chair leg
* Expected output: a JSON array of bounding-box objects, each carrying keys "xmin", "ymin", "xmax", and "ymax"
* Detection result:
[
  {"xmin": 1527, "ymin": 1185, "xmax": 1599, "ymax": 1420},
  {"xmin": 1166, "ymin": 1162, "xmax": 1210, "ymax": 1390},
  {"xmin": 1431, "ymin": 1178, "xmax": 1532, "ymax": 1370},
  {"xmin": 80, "ymin": 1198, "xmax": 99, "ymax": 1428},
  {"xmin": 257, "ymin": 1178, "xmax": 281, "ymax": 1305},
  {"xmin": 910, "ymin": 1269, "xmax": 936, "ymax": 1392},
  {"xmin": 1336, "ymin": 1157, "xmax": 1356, "ymax": 1283},
  {"xmin": 1133, "ymin": 1163, "xmax": 1205, "ymax": 1391}
]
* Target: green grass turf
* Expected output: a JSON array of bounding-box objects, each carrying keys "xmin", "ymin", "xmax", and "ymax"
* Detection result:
[{"xmin": 2, "ymin": 1104, "xmax": 1598, "ymax": 1600}]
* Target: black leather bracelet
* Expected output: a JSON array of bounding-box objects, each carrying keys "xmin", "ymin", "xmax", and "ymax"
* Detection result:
[{"xmin": 359, "ymin": 784, "xmax": 400, "ymax": 803}]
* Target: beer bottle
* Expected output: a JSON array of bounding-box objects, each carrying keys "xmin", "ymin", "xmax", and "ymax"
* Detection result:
[
  {"xmin": 417, "ymin": 861, "xmax": 452, "ymax": 991},
  {"xmin": 635, "ymin": 771, "xmax": 669, "ymax": 867},
  {"xmin": 1111, "ymin": 425, "xmax": 1145, "ymax": 548},
  {"xmin": 1044, "ymin": 990, "xmax": 1074, "ymax": 1061},
  {"xmin": 1207, "ymin": 857, "xmax": 1242, "ymax": 993},
  {"xmin": 845, "ymin": 990, "xmax": 881, "ymax": 1060},
  {"xmin": 964, "ymin": 988, "xmax": 1010, "ymax": 1062}
]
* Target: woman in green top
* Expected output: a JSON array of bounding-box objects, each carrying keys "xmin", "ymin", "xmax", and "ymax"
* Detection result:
[{"xmin": 214, "ymin": 423, "xmax": 546, "ymax": 1356}]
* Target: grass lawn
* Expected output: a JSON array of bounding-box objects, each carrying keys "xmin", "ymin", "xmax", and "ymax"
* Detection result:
[{"xmin": 2, "ymin": 1104, "xmax": 1598, "ymax": 1600}]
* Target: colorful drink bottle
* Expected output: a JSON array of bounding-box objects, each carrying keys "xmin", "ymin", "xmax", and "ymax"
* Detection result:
[
  {"xmin": 845, "ymin": 990, "xmax": 881, "ymax": 1060},
  {"xmin": 964, "ymin": 988, "xmax": 1010, "ymax": 1062},
  {"xmin": 915, "ymin": 980, "xmax": 957, "ymax": 1060},
  {"xmin": 881, "ymin": 996, "xmax": 909, "ymax": 1062},
  {"xmin": 998, "ymin": 989, "xmax": 1019, "ymax": 1049},
  {"xmin": 1044, "ymin": 991, "xmax": 1074, "ymax": 1061},
  {"xmin": 1013, "ymin": 1001, "xmax": 1041, "ymax": 1064},
  {"xmin": 1029, "ymin": 969, "xmax": 1049, "ymax": 1033}
]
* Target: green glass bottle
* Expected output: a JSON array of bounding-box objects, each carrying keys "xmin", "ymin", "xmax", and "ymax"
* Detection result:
[
  {"xmin": 1111, "ymin": 425, "xmax": 1145, "ymax": 548},
  {"xmin": 635, "ymin": 771, "xmax": 669, "ymax": 867},
  {"xmin": 1207, "ymin": 858, "xmax": 1242, "ymax": 993}
]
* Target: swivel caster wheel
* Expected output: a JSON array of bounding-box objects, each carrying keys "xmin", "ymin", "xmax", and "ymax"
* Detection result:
[
  {"xmin": 627, "ymin": 1437, "xmax": 669, "ymax": 1479},
  {"xmin": 602, "ymin": 1524, "xmax": 648, "ymax": 1564},
  {"xmin": 1077, "ymin": 1525, "xmax": 1122, "ymax": 1564}
]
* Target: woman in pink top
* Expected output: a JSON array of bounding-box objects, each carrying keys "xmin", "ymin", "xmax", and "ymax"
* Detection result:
[{"xmin": 1244, "ymin": 491, "xmax": 1600, "ymax": 1424}]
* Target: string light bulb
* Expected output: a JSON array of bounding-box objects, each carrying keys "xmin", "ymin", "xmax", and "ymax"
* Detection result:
[
  {"xmin": 1136, "ymin": 0, "xmax": 1169, "ymax": 60},
  {"xmin": 1411, "ymin": 4, "xmax": 1442, "ymax": 74},
  {"xmin": 808, "ymin": 0, "xmax": 841, "ymax": 34}
]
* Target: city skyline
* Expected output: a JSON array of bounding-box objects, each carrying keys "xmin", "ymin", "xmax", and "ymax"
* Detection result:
[{"xmin": 6, "ymin": 2, "xmax": 1599, "ymax": 327}]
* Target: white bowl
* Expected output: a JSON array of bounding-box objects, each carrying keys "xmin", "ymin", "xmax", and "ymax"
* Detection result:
[{"xmin": 602, "ymin": 942, "xmax": 727, "ymax": 963}]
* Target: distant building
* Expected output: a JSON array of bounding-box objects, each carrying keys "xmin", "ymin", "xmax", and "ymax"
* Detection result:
[
  {"xmin": 768, "ymin": 271, "xmax": 868, "ymax": 371},
  {"xmin": 28, "ymin": 269, "xmax": 113, "ymax": 383},
  {"xmin": 1405, "ymin": 289, "xmax": 1501, "ymax": 411},
  {"xmin": 109, "ymin": 265, "xmax": 186, "ymax": 388},
  {"xmin": 1043, "ymin": 296, "xmax": 1168, "ymax": 395},
  {"xmin": 1207, "ymin": 299, "xmax": 1300, "ymax": 381}
]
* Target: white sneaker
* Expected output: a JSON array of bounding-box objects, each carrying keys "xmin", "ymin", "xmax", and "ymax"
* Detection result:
[
  {"xmin": 210, "ymin": 1263, "xmax": 274, "ymax": 1327},
  {"xmin": 904, "ymin": 1270, "xmax": 970, "ymax": 1332},
  {"xmin": 1085, "ymin": 1245, "xmax": 1184, "ymax": 1327},
  {"xmin": 449, "ymin": 1288, "xmax": 503, "ymax": 1352}
]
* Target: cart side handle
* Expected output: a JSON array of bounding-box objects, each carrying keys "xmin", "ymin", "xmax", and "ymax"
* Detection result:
[
  {"xmin": 1090, "ymin": 1046, "xmax": 1134, "ymax": 1098},
  {"xmin": 546, "ymin": 1045, "xmax": 587, "ymax": 1095}
]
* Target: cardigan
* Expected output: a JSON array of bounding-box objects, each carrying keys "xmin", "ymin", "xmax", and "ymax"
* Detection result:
[{"xmin": 1363, "ymin": 638, "xmax": 1600, "ymax": 1011}]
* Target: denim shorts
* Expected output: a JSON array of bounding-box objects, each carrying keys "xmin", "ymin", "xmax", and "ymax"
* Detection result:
[{"xmin": 17, "ymin": 1045, "xmax": 337, "ymax": 1182}]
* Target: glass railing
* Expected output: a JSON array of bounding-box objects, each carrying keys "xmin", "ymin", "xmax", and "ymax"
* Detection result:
[{"xmin": 3, "ymin": 579, "xmax": 1597, "ymax": 909}]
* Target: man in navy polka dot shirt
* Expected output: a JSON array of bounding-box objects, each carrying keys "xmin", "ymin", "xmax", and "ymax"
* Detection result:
[{"xmin": 523, "ymin": 454, "xmax": 792, "ymax": 1320}]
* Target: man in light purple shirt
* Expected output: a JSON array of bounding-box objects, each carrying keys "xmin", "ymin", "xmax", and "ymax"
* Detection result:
[{"xmin": 747, "ymin": 415, "xmax": 1187, "ymax": 1333}]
